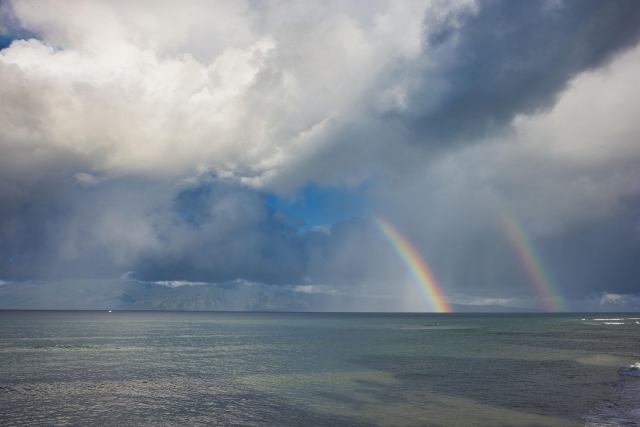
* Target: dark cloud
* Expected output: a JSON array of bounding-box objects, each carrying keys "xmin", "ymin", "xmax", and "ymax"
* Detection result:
[
  {"xmin": 0, "ymin": 177, "xmax": 293, "ymax": 282},
  {"xmin": 134, "ymin": 180, "xmax": 308, "ymax": 284},
  {"xmin": 0, "ymin": 174, "xmax": 402, "ymax": 295},
  {"xmin": 396, "ymin": 0, "xmax": 640, "ymax": 144},
  {"xmin": 541, "ymin": 203, "xmax": 640, "ymax": 297}
]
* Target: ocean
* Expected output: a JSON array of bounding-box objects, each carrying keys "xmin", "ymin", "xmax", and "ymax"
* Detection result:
[{"xmin": 0, "ymin": 311, "xmax": 638, "ymax": 426}]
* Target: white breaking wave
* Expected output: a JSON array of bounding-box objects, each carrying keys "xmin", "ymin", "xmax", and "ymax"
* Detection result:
[{"xmin": 623, "ymin": 363, "xmax": 640, "ymax": 376}]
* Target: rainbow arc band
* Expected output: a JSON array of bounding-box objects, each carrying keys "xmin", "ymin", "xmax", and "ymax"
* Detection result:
[
  {"xmin": 373, "ymin": 216, "xmax": 452, "ymax": 313},
  {"xmin": 498, "ymin": 206, "xmax": 566, "ymax": 312}
]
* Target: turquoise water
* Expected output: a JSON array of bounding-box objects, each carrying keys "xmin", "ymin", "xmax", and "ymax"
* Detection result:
[{"xmin": 0, "ymin": 311, "xmax": 639, "ymax": 426}]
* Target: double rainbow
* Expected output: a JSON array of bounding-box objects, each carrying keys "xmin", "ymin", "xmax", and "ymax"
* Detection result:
[
  {"xmin": 498, "ymin": 205, "xmax": 566, "ymax": 312},
  {"xmin": 373, "ymin": 216, "xmax": 452, "ymax": 313}
]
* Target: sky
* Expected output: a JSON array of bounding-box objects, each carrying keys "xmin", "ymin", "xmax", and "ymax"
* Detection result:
[{"xmin": 1, "ymin": 0, "xmax": 640, "ymax": 311}]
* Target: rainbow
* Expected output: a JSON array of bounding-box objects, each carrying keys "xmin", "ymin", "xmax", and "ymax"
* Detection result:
[
  {"xmin": 373, "ymin": 216, "xmax": 452, "ymax": 313},
  {"xmin": 497, "ymin": 205, "xmax": 566, "ymax": 312}
]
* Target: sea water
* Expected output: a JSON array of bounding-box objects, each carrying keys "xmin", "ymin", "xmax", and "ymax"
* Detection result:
[{"xmin": 0, "ymin": 311, "xmax": 638, "ymax": 426}]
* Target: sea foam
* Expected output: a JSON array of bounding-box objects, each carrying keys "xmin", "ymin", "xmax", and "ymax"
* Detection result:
[{"xmin": 584, "ymin": 363, "xmax": 640, "ymax": 426}]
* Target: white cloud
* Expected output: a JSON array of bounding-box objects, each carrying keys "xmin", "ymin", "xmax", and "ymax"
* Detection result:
[
  {"xmin": 293, "ymin": 284, "xmax": 341, "ymax": 295},
  {"xmin": 449, "ymin": 295, "xmax": 518, "ymax": 307},
  {"xmin": 151, "ymin": 278, "xmax": 262, "ymax": 288},
  {"xmin": 0, "ymin": 0, "xmax": 444, "ymax": 190},
  {"xmin": 600, "ymin": 293, "xmax": 625, "ymax": 305},
  {"xmin": 152, "ymin": 280, "xmax": 208, "ymax": 288}
]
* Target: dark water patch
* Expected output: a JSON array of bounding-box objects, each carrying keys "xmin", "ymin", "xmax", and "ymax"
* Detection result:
[
  {"xmin": 584, "ymin": 368, "xmax": 640, "ymax": 426},
  {"xmin": 357, "ymin": 355, "xmax": 618, "ymax": 420},
  {"xmin": 28, "ymin": 344, "xmax": 101, "ymax": 350},
  {"xmin": 496, "ymin": 329, "xmax": 640, "ymax": 356}
]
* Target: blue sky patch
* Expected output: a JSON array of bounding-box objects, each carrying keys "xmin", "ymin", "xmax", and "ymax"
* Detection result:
[{"xmin": 266, "ymin": 184, "xmax": 368, "ymax": 230}]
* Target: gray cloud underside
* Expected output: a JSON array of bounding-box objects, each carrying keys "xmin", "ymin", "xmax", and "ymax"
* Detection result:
[
  {"xmin": 396, "ymin": 0, "xmax": 640, "ymax": 145},
  {"xmin": 0, "ymin": 177, "xmax": 405, "ymax": 303}
]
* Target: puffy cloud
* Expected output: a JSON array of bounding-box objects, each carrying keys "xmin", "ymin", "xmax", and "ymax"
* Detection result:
[
  {"xmin": 5, "ymin": 0, "xmax": 636, "ymax": 192},
  {"xmin": 600, "ymin": 293, "xmax": 624, "ymax": 305},
  {"xmin": 0, "ymin": 0, "xmax": 435, "ymax": 191}
]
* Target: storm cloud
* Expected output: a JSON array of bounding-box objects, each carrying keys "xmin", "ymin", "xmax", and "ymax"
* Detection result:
[{"xmin": 399, "ymin": 0, "xmax": 640, "ymax": 144}]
